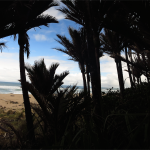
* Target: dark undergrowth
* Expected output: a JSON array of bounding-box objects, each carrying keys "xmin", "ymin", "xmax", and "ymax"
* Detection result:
[{"xmin": 0, "ymin": 82, "xmax": 150, "ymax": 149}]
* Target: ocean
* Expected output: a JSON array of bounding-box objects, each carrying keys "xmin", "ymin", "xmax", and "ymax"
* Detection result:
[{"xmin": 0, "ymin": 81, "xmax": 119, "ymax": 94}]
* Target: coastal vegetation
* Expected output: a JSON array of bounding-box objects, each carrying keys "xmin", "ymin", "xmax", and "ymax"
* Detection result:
[{"xmin": 0, "ymin": 0, "xmax": 150, "ymax": 149}]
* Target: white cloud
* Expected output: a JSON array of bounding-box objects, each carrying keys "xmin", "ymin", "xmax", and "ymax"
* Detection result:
[
  {"xmin": 0, "ymin": 38, "xmax": 8, "ymax": 42},
  {"xmin": 7, "ymin": 47, "xmax": 16, "ymax": 50},
  {"xmin": 100, "ymin": 54, "xmax": 147, "ymax": 88},
  {"xmin": 63, "ymin": 54, "xmax": 68, "ymax": 57},
  {"xmin": 33, "ymin": 34, "xmax": 47, "ymax": 41},
  {"xmin": 100, "ymin": 56, "xmax": 116, "ymax": 73},
  {"xmin": 0, "ymin": 53, "xmax": 20, "ymax": 82},
  {"xmin": 0, "ymin": 52, "xmax": 18, "ymax": 59},
  {"xmin": 63, "ymin": 73, "xmax": 83, "ymax": 86},
  {"xmin": 0, "ymin": 52, "xmax": 82, "ymax": 85},
  {"xmin": 60, "ymin": 22, "xmax": 67, "ymax": 34},
  {"xmin": 0, "ymin": 52, "xmax": 148, "ymax": 89},
  {"xmin": 29, "ymin": 29, "xmax": 55, "ymax": 34},
  {"xmin": 39, "ymin": 29, "xmax": 55, "ymax": 34},
  {"xmin": 33, "ymin": 34, "xmax": 54, "ymax": 42},
  {"xmin": 100, "ymin": 55, "xmax": 125, "ymax": 88}
]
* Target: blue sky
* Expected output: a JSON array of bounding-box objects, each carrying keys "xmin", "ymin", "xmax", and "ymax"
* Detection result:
[{"xmin": 0, "ymin": 1, "xmax": 147, "ymax": 89}]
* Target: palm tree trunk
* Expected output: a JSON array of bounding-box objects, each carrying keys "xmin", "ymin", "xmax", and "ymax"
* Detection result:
[
  {"xmin": 137, "ymin": 52, "xmax": 141, "ymax": 61},
  {"xmin": 85, "ymin": 1, "xmax": 102, "ymax": 117},
  {"xmin": 129, "ymin": 48, "xmax": 136, "ymax": 86},
  {"xmin": 87, "ymin": 34, "xmax": 101, "ymax": 113},
  {"xmin": 137, "ymin": 77, "xmax": 139, "ymax": 85},
  {"xmin": 118, "ymin": 58, "xmax": 124, "ymax": 91},
  {"xmin": 86, "ymin": 64, "xmax": 90, "ymax": 95},
  {"xmin": 140, "ymin": 77, "xmax": 142, "ymax": 84},
  {"xmin": 19, "ymin": 32, "xmax": 35, "ymax": 143},
  {"xmin": 125, "ymin": 47, "xmax": 134, "ymax": 88},
  {"xmin": 93, "ymin": 31, "xmax": 102, "ymax": 98},
  {"xmin": 115, "ymin": 53, "xmax": 124, "ymax": 100},
  {"xmin": 82, "ymin": 72, "xmax": 87, "ymax": 92},
  {"xmin": 141, "ymin": 52, "xmax": 150, "ymax": 83},
  {"xmin": 137, "ymin": 52, "xmax": 142, "ymax": 84},
  {"xmin": 81, "ymin": 64, "xmax": 87, "ymax": 93}
]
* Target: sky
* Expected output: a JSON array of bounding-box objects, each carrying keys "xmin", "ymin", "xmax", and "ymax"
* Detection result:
[{"xmin": 0, "ymin": 1, "xmax": 147, "ymax": 89}]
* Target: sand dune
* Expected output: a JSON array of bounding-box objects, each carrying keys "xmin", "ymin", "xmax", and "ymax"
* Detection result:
[{"xmin": 0, "ymin": 94, "xmax": 38, "ymax": 112}]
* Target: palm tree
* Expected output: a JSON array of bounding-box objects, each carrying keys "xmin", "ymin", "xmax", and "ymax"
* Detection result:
[
  {"xmin": 100, "ymin": 28, "xmax": 126, "ymax": 99},
  {"xmin": 25, "ymin": 58, "xmax": 68, "ymax": 142},
  {"xmin": 54, "ymin": 27, "xmax": 87, "ymax": 93},
  {"xmin": 141, "ymin": 52, "xmax": 150, "ymax": 83},
  {"xmin": 1, "ymin": 0, "xmax": 59, "ymax": 142},
  {"xmin": 0, "ymin": 1, "xmax": 32, "ymax": 51},
  {"xmin": 0, "ymin": 1, "xmax": 21, "ymax": 33},
  {"xmin": 25, "ymin": 58, "xmax": 92, "ymax": 143},
  {"xmin": 124, "ymin": 46, "xmax": 135, "ymax": 88},
  {"xmin": 128, "ymin": 48, "xmax": 136, "ymax": 85},
  {"xmin": 57, "ymin": 0, "xmax": 109, "ymax": 118},
  {"xmin": 142, "ymin": 50, "xmax": 150, "ymax": 82},
  {"xmin": 101, "ymin": 1, "xmax": 150, "ymax": 50},
  {"xmin": 80, "ymin": 27, "xmax": 91, "ymax": 95},
  {"xmin": 112, "ymin": 47, "xmax": 149, "ymax": 82},
  {"xmin": 128, "ymin": 42, "xmax": 150, "ymax": 83},
  {"xmin": 25, "ymin": 58, "xmax": 69, "ymax": 97},
  {"xmin": 129, "ymin": 53, "xmax": 143, "ymax": 85}
]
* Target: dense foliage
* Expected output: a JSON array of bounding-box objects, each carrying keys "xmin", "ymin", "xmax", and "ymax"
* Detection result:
[{"xmin": 0, "ymin": 82, "xmax": 150, "ymax": 149}]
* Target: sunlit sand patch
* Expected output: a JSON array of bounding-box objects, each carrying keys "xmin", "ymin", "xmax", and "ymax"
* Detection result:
[{"xmin": 0, "ymin": 94, "xmax": 38, "ymax": 112}]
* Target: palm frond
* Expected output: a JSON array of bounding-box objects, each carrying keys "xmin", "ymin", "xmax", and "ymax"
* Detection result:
[
  {"xmin": 28, "ymin": 1, "xmax": 59, "ymax": 20},
  {"xmin": 53, "ymin": 48, "xmax": 70, "ymax": 57},
  {"xmin": 26, "ymin": 81, "xmax": 52, "ymax": 118},
  {"xmin": 27, "ymin": 14, "xmax": 58, "ymax": 30},
  {"xmin": 54, "ymin": 26, "xmax": 86, "ymax": 72},
  {"xmin": 0, "ymin": 42, "xmax": 7, "ymax": 52},
  {"xmin": 24, "ymin": 32, "xmax": 30, "ymax": 58},
  {"xmin": 57, "ymin": 0, "xmax": 84, "ymax": 26},
  {"xmin": 50, "ymin": 71, "xmax": 69, "ymax": 95},
  {"xmin": 0, "ymin": 1, "xmax": 59, "ymax": 40},
  {"xmin": 100, "ymin": 28, "xmax": 127, "ymax": 55},
  {"xmin": 26, "ymin": 59, "xmax": 49, "ymax": 95},
  {"xmin": 25, "ymin": 58, "xmax": 69, "ymax": 97},
  {"xmin": 55, "ymin": 34, "xmax": 74, "ymax": 51}
]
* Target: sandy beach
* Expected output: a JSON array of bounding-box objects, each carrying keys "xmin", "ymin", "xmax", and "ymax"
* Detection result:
[{"xmin": 0, "ymin": 94, "xmax": 38, "ymax": 112}]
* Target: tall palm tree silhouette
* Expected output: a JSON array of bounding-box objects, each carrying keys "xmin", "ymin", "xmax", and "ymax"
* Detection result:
[
  {"xmin": 57, "ymin": 0, "xmax": 111, "ymax": 118},
  {"xmin": 124, "ymin": 46, "xmax": 135, "ymax": 88},
  {"xmin": 0, "ymin": 0, "xmax": 59, "ymax": 142},
  {"xmin": 100, "ymin": 28, "xmax": 126, "ymax": 99},
  {"xmin": 25, "ymin": 58, "xmax": 69, "ymax": 98},
  {"xmin": 128, "ymin": 43, "xmax": 150, "ymax": 83},
  {"xmin": 54, "ymin": 27, "xmax": 88, "ymax": 93},
  {"xmin": 25, "ymin": 58, "xmax": 91, "ymax": 143}
]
